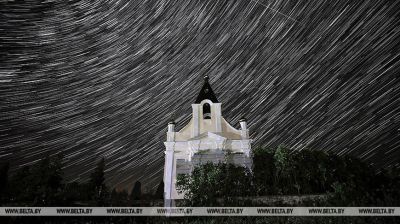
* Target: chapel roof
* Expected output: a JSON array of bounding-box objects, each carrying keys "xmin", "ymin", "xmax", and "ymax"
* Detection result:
[{"xmin": 194, "ymin": 75, "xmax": 219, "ymax": 103}]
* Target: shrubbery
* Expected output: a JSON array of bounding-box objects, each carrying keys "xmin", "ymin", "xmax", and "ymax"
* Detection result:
[{"xmin": 177, "ymin": 146, "xmax": 400, "ymax": 206}]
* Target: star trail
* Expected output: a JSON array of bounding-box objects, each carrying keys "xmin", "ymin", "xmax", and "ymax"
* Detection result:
[{"xmin": 1, "ymin": 0, "xmax": 400, "ymax": 191}]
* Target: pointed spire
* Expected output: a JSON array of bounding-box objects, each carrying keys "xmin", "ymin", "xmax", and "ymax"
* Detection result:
[{"xmin": 194, "ymin": 75, "xmax": 219, "ymax": 103}]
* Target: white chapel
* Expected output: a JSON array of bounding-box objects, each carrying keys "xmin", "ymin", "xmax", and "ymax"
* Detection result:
[{"xmin": 163, "ymin": 75, "xmax": 252, "ymax": 206}]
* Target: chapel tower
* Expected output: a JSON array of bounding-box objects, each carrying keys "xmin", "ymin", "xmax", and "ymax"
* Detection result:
[{"xmin": 163, "ymin": 75, "xmax": 252, "ymax": 206}]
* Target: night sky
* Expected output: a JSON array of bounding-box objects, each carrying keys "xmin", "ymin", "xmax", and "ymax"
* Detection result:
[{"xmin": 1, "ymin": 0, "xmax": 400, "ymax": 192}]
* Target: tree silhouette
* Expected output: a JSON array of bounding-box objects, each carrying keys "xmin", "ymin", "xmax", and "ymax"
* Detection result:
[
  {"xmin": 9, "ymin": 166, "xmax": 32, "ymax": 204},
  {"xmin": 130, "ymin": 181, "xmax": 142, "ymax": 205},
  {"xmin": 111, "ymin": 188, "xmax": 129, "ymax": 206},
  {"xmin": 0, "ymin": 162, "xmax": 10, "ymax": 205},
  {"xmin": 252, "ymin": 147, "xmax": 275, "ymax": 195},
  {"xmin": 32, "ymin": 154, "xmax": 64, "ymax": 206},
  {"xmin": 88, "ymin": 157, "xmax": 109, "ymax": 206},
  {"xmin": 0, "ymin": 145, "xmax": 398, "ymax": 210},
  {"xmin": 154, "ymin": 180, "xmax": 164, "ymax": 199},
  {"xmin": 7, "ymin": 155, "xmax": 64, "ymax": 206}
]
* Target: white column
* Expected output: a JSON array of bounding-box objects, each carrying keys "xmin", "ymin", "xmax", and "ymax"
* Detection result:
[
  {"xmin": 191, "ymin": 104, "xmax": 200, "ymax": 137},
  {"xmin": 239, "ymin": 118, "xmax": 249, "ymax": 139},
  {"xmin": 167, "ymin": 121, "xmax": 175, "ymax": 141},
  {"xmin": 213, "ymin": 103, "xmax": 222, "ymax": 132},
  {"xmin": 241, "ymin": 140, "xmax": 252, "ymax": 157},
  {"xmin": 163, "ymin": 142, "xmax": 175, "ymax": 207}
]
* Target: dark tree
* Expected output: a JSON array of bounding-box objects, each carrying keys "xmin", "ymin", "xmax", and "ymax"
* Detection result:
[
  {"xmin": 130, "ymin": 181, "xmax": 142, "ymax": 203},
  {"xmin": 252, "ymin": 147, "xmax": 276, "ymax": 195},
  {"xmin": 7, "ymin": 154, "xmax": 64, "ymax": 206},
  {"xmin": 89, "ymin": 158, "xmax": 105, "ymax": 189},
  {"xmin": 88, "ymin": 157, "xmax": 109, "ymax": 206},
  {"xmin": 31, "ymin": 154, "xmax": 64, "ymax": 206},
  {"xmin": 62, "ymin": 182, "xmax": 85, "ymax": 206},
  {"xmin": 154, "ymin": 180, "xmax": 164, "ymax": 199},
  {"xmin": 111, "ymin": 188, "xmax": 129, "ymax": 206},
  {"xmin": 9, "ymin": 166, "xmax": 32, "ymax": 204},
  {"xmin": 0, "ymin": 162, "xmax": 10, "ymax": 205}
]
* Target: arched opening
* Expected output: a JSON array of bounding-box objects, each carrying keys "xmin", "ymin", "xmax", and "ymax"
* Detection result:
[{"xmin": 203, "ymin": 103, "xmax": 211, "ymax": 119}]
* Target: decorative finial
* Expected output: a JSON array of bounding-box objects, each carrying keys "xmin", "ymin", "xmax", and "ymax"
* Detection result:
[
  {"xmin": 239, "ymin": 117, "xmax": 247, "ymax": 122},
  {"xmin": 204, "ymin": 75, "xmax": 209, "ymax": 82}
]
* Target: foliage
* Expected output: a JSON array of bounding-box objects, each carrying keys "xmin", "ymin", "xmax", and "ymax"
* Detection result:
[
  {"xmin": 0, "ymin": 146, "xmax": 399, "ymax": 223},
  {"xmin": 6, "ymin": 154, "xmax": 64, "ymax": 206},
  {"xmin": 177, "ymin": 162, "xmax": 254, "ymax": 206},
  {"xmin": 177, "ymin": 146, "xmax": 400, "ymax": 207},
  {"xmin": 1, "ymin": 145, "xmax": 399, "ymax": 211}
]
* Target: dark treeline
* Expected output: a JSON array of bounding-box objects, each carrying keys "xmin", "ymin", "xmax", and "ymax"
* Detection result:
[
  {"xmin": 0, "ymin": 156, "xmax": 164, "ymax": 207},
  {"xmin": 177, "ymin": 146, "xmax": 400, "ymax": 207},
  {"xmin": 0, "ymin": 147, "xmax": 400, "ymax": 224}
]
